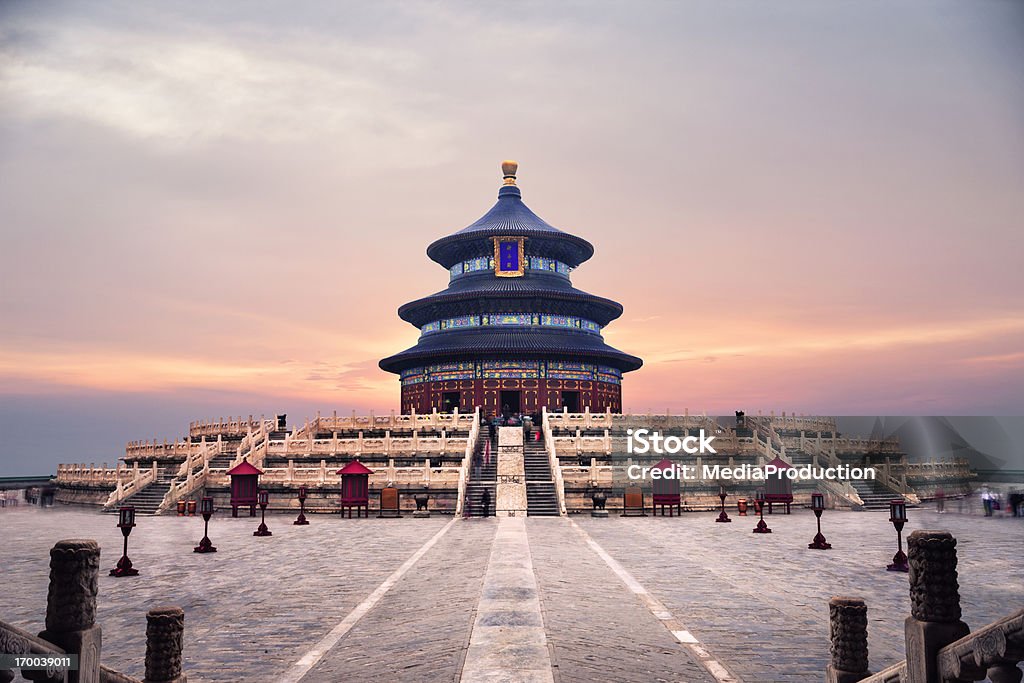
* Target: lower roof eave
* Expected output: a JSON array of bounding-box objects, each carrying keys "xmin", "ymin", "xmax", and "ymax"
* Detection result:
[{"xmin": 378, "ymin": 348, "xmax": 643, "ymax": 375}]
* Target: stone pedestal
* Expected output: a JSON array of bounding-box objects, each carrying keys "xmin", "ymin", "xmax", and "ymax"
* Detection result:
[
  {"xmin": 826, "ymin": 596, "xmax": 870, "ymax": 683},
  {"xmin": 591, "ymin": 509, "xmax": 609, "ymax": 518},
  {"xmin": 413, "ymin": 509, "xmax": 431, "ymax": 518},
  {"xmin": 904, "ymin": 530, "xmax": 970, "ymax": 683},
  {"xmin": 30, "ymin": 539, "xmax": 102, "ymax": 683},
  {"xmin": 144, "ymin": 606, "xmax": 186, "ymax": 683}
]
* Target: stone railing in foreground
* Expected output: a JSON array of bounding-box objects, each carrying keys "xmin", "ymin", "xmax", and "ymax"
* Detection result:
[
  {"xmin": 826, "ymin": 530, "xmax": 1024, "ymax": 683},
  {"xmin": 0, "ymin": 539, "xmax": 187, "ymax": 683}
]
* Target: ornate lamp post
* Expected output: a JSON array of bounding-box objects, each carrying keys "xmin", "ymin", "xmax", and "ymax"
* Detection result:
[
  {"xmin": 194, "ymin": 496, "xmax": 217, "ymax": 553},
  {"xmin": 753, "ymin": 489, "xmax": 772, "ymax": 533},
  {"xmin": 110, "ymin": 506, "xmax": 140, "ymax": 577},
  {"xmin": 254, "ymin": 489, "xmax": 272, "ymax": 537},
  {"xmin": 807, "ymin": 492, "xmax": 831, "ymax": 549},
  {"xmin": 716, "ymin": 484, "xmax": 732, "ymax": 522},
  {"xmin": 886, "ymin": 499, "xmax": 909, "ymax": 572},
  {"xmin": 294, "ymin": 485, "xmax": 309, "ymax": 525}
]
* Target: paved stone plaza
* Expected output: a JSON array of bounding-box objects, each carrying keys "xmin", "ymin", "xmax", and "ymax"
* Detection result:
[{"xmin": 1, "ymin": 505, "xmax": 1021, "ymax": 682}]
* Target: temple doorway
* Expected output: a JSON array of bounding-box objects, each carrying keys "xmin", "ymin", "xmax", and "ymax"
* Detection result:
[
  {"xmin": 561, "ymin": 391, "xmax": 580, "ymax": 413},
  {"xmin": 500, "ymin": 390, "xmax": 521, "ymax": 416},
  {"xmin": 442, "ymin": 391, "xmax": 460, "ymax": 413}
]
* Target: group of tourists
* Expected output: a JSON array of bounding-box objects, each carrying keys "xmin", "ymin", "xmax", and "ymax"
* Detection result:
[
  {"xmin": 979, "ymin": 486, "xmax": 1023, "ymax": 517},
  {"xmin": 483, "ymin": 410, "xmax": 543, "ymax": 443}
]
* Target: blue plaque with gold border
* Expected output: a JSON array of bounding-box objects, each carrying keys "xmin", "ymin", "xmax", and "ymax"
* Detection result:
[{"xmin": 493, "ymin": 237, "xmax": 525, "ymax": 277}]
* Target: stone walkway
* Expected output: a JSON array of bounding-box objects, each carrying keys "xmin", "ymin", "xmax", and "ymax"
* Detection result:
[
  {"xmin": 1, "ymin": 506, "xmax": 1021, "ymax": 682},
  {"xmin": 461, "ymin": 516, "xmax": 553, "ymax": 682}
]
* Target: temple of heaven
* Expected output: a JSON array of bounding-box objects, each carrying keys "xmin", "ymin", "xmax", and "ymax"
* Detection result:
[{"xmin": 379, "ymin": 161, "xmax": 642, "ymax": 416}]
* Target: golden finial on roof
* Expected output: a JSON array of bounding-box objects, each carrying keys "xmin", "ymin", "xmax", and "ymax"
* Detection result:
[{"xmin": 502, "ymin": 160, "xmax": 518, "ymax": 185}]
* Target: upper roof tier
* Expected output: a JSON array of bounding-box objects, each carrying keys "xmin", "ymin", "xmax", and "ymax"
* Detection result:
[
  {"xmin": 426, "ymin": 163, "xmax": 595, "ymax": 268},
  {"xmin": 397, "ymin": 270, "xmax": 624, "ymax": 327}
]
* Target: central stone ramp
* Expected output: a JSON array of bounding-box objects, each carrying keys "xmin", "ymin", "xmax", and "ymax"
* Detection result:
[
  {"xmin": 495, "ymin": 426, "xmax": 527, "ymax": 516},
  {"xmin": 461, "ymin": 515, "xmax": 554, "ymax": 682}
]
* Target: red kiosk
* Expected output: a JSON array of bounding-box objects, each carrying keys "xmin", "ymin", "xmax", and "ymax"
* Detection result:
[
  {"xmin": 651, "ymin": 458, "xmax": 682, "ymax": 516},
  {"xmin": 337, "ymin": 460, "xmax": 373, "ymax": 518},
  {"xmin": 226, "ymin": 458, "xmax": 263, "ymax": 518},
  {"xmin": 764, "ymin": 456, "xmax": 794, "ymax": 514}
]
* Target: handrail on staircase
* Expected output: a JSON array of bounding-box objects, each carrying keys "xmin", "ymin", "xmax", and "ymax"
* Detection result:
[
  {"xmin": 541, "ymin": 407, "xmax": 567, "ymax": 515},
  {"xmin": 454, "ymin": 407, "xmax": 481, "ymax": 517}
]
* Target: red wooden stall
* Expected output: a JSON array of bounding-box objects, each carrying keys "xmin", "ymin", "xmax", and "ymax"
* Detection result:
[
  {"xmin": 337, "ymin": 460, "xmax": 373, "ymax": 518},
  {"xmin": 764, "ymin": 456, "xmax": 793, "ymax": 513},
  {"xmin": 651, "ymin": 458, "xmax": 682, "ymax": 516},
  {"xmin": 226, "ymin": 458, "xmax": 263, "ymax": 517}
]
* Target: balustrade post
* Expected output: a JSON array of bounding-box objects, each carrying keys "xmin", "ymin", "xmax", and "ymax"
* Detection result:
[
  {"xmin": 143, "ymin": 606, "xmax": 185, "ymax": 683},
  {"xmin": 904, "ymin": 530, "xmax": 970, "ymax": 683},
  {"xmin": 826, "ymin": 597, "xmax": 870, "ymax": 682},
  {"xmin": 29, "ymin": 540, "xmax": 102, "ymax": 683}
]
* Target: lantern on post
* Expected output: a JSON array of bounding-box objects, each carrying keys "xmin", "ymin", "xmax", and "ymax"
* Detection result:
[
  {"xmin": 109, "ymin": 506, "xmax": 139, "ymax": 577},
  {"xmin": 715, "ymin": 484, "xmax": 732, "ymax": 522},
  {"xmin": 753, "ymin": 489, "xmax": 772, "ymax": 533},
  {"xmin": 807, "ymin": 492, "xmax": 831, "ymax": 549},
  {"xmin": 886, "ymin": 499, "xmax": 909, "ymax": 572},
  {"xmin": 294, "ymin": 485, "xmax": 309, "ymax": 525},
  {"xmin": 193, "ymin": 496, "xmax": 217, "ymax": 553},
  {"xmin": 253, "ymin": 489, "xmax": 272, "ymax": 537}
]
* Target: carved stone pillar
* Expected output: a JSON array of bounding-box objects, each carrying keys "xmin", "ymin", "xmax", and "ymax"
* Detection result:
[
  {"xmin": 144, "ymin": 606, "xmax": 186, "ymax": 683},
  {"xmin": 31, "ymin": 539, "xmax": 102, "ymax": 683},
  {"xmin": 826, "ymin": 597, "xmax": 870, "ymax": 683},
  {"xmin": 905, "ymin": 530, "xmax": 970, "ymax": 683}
]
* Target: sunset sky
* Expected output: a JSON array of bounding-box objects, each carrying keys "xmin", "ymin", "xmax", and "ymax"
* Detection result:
[{"xmin": 2, "ymin": 1, "xmax": 1023, "ymax": 473}]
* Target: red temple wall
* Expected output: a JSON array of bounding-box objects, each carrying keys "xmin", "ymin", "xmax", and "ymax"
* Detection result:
[{"xmin": 400, "ymin": 378, "xmax": 622, "ymax": 415}]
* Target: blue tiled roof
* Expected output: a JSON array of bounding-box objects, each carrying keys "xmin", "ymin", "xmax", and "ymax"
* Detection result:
[
  {"xmin": 426, "ymin": 186, "xmax": 594, "ymax": 268},
  {"xmin": 378, "ymin": 328, "xmax": 643, "ymax": 373}
]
